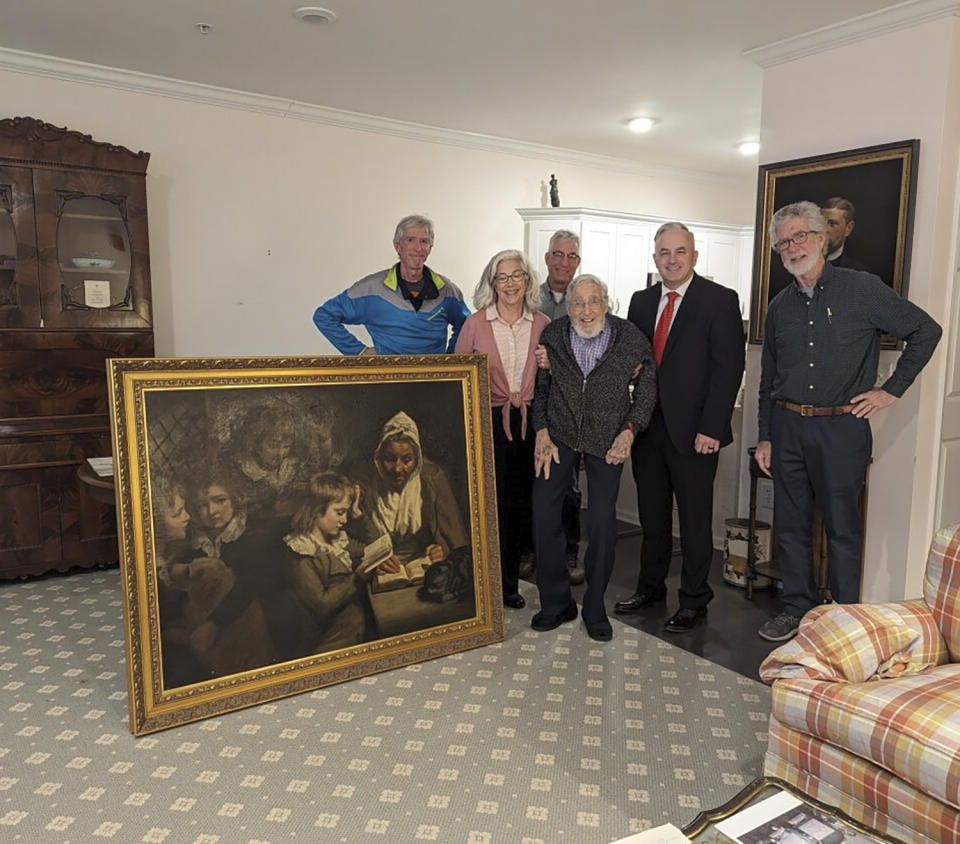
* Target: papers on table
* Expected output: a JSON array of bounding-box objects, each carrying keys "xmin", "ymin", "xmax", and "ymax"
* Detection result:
[
  {"xmin": 609, "ymin": 823, "xmax": 689, "ymax": 843},
  {"xmin": 85, "ymin": 456, "xmax": 114, "ymax": 477}
]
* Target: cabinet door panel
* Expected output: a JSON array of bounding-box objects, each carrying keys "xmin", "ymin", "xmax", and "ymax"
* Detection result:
[
  {"xmin": 0, "ymin": 164, "xmax": 39, "ymax": 327},
  {"xmin": 60, "ymin": 464, "xmax": 118, "ymax": 567},
  {"xmin": 0, "ymin": 468, "xmax": 61, "ymax": 578},
  {"xmin": 33, "ymin": 169, "xmax": 151, "ymax": 330}
]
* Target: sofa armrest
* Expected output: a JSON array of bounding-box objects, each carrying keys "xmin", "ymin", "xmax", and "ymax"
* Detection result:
[{"xmin": 759, "ymin": 599, "xmax": 948, "ymax": 685}]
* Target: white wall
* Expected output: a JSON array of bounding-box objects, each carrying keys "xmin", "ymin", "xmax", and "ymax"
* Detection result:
[
  {"xmin": 744, "ymin": 17, "xmax": 960, "ymax": 601},
  {"xmin": 1, "ymin": 67, "xmax": 755, "ymax": 358}
]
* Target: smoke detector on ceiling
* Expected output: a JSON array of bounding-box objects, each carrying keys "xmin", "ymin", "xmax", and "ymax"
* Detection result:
[{"xmin": 293, "ymin": 6, "xmax": 337, "ymax": 24}]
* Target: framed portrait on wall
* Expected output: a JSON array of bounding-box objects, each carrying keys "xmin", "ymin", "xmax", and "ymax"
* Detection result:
[
  {"xmin": 749, "ymin": 139, "xmax": 920, "ymax": 346},
  {"xmin": 108, "ymin": 355, "xmax": 503, "ymax": 735}
]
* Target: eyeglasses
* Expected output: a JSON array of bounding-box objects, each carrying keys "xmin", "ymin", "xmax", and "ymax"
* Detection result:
[
  {"xmin": 568, "ymin": 297, "xmax": 604, "ymax": 311},
  {"xmin": 549, "ymin": 251, "xmax": 580, "ymax": 262},
  {"xmin": 494, "ymin": 270, "xmax": 529, "ymax": 285},
  {"xmin": 774, "ymin": 230, "xmax": 818, "ymax": 252}
]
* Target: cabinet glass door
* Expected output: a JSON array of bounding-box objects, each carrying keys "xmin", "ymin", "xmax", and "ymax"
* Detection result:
[
  {"xmin": 33, "ymin": 169, "xmax": 151, "ymax": 329},
  {"xmin": 0, "ymin": 164, "xmax": 40, "ymax": 328}
]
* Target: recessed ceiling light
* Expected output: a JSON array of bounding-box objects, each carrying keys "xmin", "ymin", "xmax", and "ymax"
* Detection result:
[
  {"xmin": 738, "ymin": 141, "xmax": 760, "ymax": 156},
  {"xmin": 195, "ymin": 22, "xmax": 212, "ymax": 35},
  {"xmin": 293, "ymin": 6, "xmax": 337, "ymax": 24},
  {"xmin": 627, "ymin": 117, "xmax": 657, "ymax": 134}
]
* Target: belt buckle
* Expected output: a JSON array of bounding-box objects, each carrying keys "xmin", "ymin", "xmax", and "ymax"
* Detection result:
[{"xmin": 800, "ymin": 404, "xmax": 814, "ymax": 417}]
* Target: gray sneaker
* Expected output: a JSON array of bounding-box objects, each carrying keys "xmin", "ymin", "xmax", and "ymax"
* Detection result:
[{"xmin": 758, "ymin": 612, "xmax": 801, "ymax": 642}]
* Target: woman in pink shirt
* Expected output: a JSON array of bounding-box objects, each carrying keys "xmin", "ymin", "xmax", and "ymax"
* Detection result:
[{"xmin": 455, "ymin": 249, "xmax": 549, "ymax": 609}]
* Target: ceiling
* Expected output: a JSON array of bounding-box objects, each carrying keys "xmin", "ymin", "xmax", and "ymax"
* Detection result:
[{"xmin": 0, "ymin": 0, "xmax": 906, "ymax": 178}]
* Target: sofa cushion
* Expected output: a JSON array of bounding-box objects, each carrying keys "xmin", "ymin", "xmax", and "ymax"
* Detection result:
[
  {"xmin": 770, "ymin": 664, "xmax": 960, "ymax": 811},
  {"xmin": 766, "ymin": 716, "xmax": 959, "ymax": 843},
  {"xmin": 760, "ymin": 600, "xmax": 945, "ymax": 684},
  {"xmin": 923, "ymin": 522, "xmax": 960, "ymax": 661}
]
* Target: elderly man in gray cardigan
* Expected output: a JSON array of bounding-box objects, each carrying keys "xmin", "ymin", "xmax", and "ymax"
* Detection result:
[{"xmin": 531, "ymin": 275, "xmax": 657, "ymax": 641}]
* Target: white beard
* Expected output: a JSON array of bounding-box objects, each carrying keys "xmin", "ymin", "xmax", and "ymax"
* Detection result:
[
  {"xmin": 572, "ymin": 316, "xmax": 605, "ymax": 339},
  {"xmin": 784, "ymin": 251, "xmax": 820, "ymax": 278}
]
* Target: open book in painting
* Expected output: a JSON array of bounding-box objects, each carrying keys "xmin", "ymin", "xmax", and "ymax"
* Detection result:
[{"xmin": 360, "ymin": 533, "xmax": 432, "ymax": 593}]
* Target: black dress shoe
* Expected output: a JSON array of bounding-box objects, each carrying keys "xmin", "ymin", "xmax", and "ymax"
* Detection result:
[
  {"xmin": 664, "ymin": 607, "xmax": 707, "ymax": 633},
  {"xmin": 614, "ymin": 589, "xmax": 666, "ymax": 614},
  {"xmin": 504, "ymin": 593, "xmax": 525, "ymax": 609},
  {"xmin": 584, "ymin": 618, "xmax": 613, "ymax": 642},
  {"xmin": 531, "ymin": 602, "xmax": 578, "ymax": 632}
]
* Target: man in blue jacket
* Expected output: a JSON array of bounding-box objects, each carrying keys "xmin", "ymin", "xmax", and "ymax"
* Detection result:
[{"xmin": 313, "ymin": 215, "xmax": 470, "ymax": 355}]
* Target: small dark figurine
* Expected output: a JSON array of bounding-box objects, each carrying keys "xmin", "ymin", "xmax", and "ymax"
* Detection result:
[{"xmin": 549, "ymin": 174, "xmax": 560, "ymax": 207}]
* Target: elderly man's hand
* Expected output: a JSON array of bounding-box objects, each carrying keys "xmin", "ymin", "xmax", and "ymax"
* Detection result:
[
  {"xmin": 534, "ymin": 428, "xmax": 560, "ymax": 479},
  {"xmin": 605, "ymin": 429, "xmax": 634, "ymax": 465},
  {"xmin": 534, "ymin": 344, "xmax": 551, "ymax": 370}
]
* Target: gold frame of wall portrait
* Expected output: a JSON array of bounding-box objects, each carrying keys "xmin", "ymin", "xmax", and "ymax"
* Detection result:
[
  {"xmin": 108, "ymin": 355, "xmax": 503, "ymax": 735},
  {"xmin": 750, "ymin": 139, "xmax": 920, "ymax": 346}
]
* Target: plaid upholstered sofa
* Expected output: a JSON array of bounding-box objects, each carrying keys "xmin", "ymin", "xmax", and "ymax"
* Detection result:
[{"xmin": 759, "ymin": 522, "xmax": 960, "ymax": 843}]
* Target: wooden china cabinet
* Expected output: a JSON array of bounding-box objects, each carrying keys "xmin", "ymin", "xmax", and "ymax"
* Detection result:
[{"xmin": 0, "ymin": 117, "xmax": 153, "ymax": 579}]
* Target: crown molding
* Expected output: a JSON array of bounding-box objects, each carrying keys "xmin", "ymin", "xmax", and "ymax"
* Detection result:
[
  {"xmin": 0, "ymin": 46, "xmax": 741, "ymax": 187},
  {"xmin": 515, "ymin": 207, "xmax": 752, "ymax": 234},
  {"xmin": 745, "ymin": 0, "xmax": 960, "ymax": 67}
]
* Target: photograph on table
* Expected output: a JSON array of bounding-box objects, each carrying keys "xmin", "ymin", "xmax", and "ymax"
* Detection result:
[
  {"xmin": 749, "ymin": 139, "xmax": 919, "ymax": 346},
  {"xmin": 108, "ymin": 354, "xmax": 502, "ymax": 735}
]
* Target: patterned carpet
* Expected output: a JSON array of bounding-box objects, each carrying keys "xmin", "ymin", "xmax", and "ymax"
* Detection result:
[{"xmin": 0, "ymin": 571, "xmax": 770, "ymax": 843}]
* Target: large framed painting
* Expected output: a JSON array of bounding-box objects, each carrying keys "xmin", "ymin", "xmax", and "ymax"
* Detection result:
[
  {"xmin": 749, "ymin": 139, "xmax": 919, "ymax": 345},
  {"xmin": 108, "ymin": 355, "xmax": 503, "ymax": 735}
]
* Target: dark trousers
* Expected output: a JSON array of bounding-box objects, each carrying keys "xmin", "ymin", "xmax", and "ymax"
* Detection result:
[
  {"xmin": 631, "ymin": 411, "xmax": 718, "ymax": 610},
  {"xmin": 532, "ymin": 443, "xmax": 623, "ymax": 623},
  {"xmin": 771, "ymin": 405, "xmax": 872, "ymax": 617},
  {"xmin": 492, "ymin": 406, "xmax": 534, "ymax": 597},
  {"xmin": 562, "ymin": 468, "xmax": 581, "ymax": 555}
]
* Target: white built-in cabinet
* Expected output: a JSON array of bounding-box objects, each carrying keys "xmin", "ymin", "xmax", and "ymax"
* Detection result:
[{"xmin": 518, "ymin": 207, "xmax": 753, "ymax": 317}]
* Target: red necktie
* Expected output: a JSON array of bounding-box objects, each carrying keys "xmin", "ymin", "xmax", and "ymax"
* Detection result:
[{"xmin": 653, "ymin": 291, "xmax": 679, "ymax": 365}]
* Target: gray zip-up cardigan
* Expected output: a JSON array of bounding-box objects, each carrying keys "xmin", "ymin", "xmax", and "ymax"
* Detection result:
[{"xmin": 532, "ymin": 315, "xmax": 657, "ymax": 458}]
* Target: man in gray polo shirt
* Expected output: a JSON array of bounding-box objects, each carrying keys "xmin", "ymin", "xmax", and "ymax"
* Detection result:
[{"xmin": 755, "ymin": 201, "xmax": 941, "ymax": 643}]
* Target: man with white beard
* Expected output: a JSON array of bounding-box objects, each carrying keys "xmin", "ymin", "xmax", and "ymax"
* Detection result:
[
  {"xmin": 755, "ymin": 201, "xmax": 941, "ymax": 643},
  {"xmin": 529, "ymin": 275, "xmax": 657, "ymax": 641}
]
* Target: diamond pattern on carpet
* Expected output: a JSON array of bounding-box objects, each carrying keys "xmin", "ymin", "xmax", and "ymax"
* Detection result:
[{"xmin": 0, "ymin": 573, "xmax": 770, "ymax": 842}]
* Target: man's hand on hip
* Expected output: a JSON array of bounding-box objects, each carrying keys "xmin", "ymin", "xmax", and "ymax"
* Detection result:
[{"xmin": 850, "ymin": 389, "xmax": 895, "ymax": 418}]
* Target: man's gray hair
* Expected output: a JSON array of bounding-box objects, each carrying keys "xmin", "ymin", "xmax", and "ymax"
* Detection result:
[
  {"xmin": 472, "ymin": 249, "xmax": 541, "ymax": 312},
  {"xmin": 653, "ymin": 221, "xmax": 695, "ymax": 247},
  {"xmin": 394, "ymin": 214, "xmax": 435, "ymax": 246},
  {"xmin": 548, "ymin": 229, "xmax": 580, "ymax": 251},
  {"xmin": 568, "ymin": 274, "xmax": 609, "ymax": 307},
  {"xmin": 769, "ymin": 201, "xmax": 827, "ymax": 251}
]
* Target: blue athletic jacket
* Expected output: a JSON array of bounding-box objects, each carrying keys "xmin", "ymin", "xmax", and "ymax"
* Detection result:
[{"xmin": 312, "ymin": 264, "xmax": 470, "ymax": 355}]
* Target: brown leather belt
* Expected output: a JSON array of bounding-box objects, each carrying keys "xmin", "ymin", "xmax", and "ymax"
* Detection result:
[{"xmin": 777, "ymin": 400, "xmax": 854, "ymax": 417}]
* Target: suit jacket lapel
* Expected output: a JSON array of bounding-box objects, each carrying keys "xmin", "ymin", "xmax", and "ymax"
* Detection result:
[{"xmin": 642, "ymin": 283, "xmax": 661, "ymax": 337}]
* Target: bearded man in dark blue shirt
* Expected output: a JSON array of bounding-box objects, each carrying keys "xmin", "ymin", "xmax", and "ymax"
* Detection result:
[{"xmin": 755, "ymin": 201, "xmax": 941, "ymax": 643}]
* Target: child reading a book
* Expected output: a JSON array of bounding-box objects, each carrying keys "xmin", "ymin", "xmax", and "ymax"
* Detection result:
[{"xmin": 281, "ymin": 471, "xmax": 399, "ymax": 656}]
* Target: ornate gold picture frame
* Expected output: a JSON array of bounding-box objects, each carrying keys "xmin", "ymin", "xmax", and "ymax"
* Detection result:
[
  {"xmin": 108, "ymin": 355, "xmax": 503, "ymax": 735},
  {"xmin": 750, "ymin": 139, "xmax": 920, "ymax": 346}
]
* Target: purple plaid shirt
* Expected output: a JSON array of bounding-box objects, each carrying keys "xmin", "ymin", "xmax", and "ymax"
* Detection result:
[{"xmin": 569, "ymin": 319, "xmax": 612, "ymax": 376}]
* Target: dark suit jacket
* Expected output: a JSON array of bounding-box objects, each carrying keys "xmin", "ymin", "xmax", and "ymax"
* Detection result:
[{"xmin": 627, "ymin": 273, "xmax": 745, "ymax": 455}]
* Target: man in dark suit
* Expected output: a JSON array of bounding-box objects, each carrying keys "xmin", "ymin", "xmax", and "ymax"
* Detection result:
[
  {"xmin": 821, "ymin": 197, "xmax": 869, "ymax": 272},
  {"xmin": 615, "ymin": 222, "xmax": 745, "ymax": 632}
]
